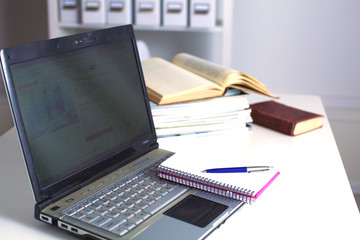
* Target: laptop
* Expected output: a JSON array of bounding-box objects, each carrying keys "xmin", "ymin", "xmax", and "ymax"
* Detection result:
[{"xmin": 0, "ymin": 25, "xmax": 245, "ymax": 240}]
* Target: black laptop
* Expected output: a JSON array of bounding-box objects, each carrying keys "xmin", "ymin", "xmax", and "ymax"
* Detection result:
[{"xmin": 0, "ymin": 25, "xmax": 244, "ymax": 239}]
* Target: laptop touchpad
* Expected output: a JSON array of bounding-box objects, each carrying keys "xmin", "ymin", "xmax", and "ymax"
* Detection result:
[{"xmin": 164, "ymin": 195, "xmax": 228, "ymax": 228}]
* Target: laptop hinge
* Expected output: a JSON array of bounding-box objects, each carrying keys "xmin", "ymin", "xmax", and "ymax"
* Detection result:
[
  {"xmin": 35, "ymin": 183, "xmax": 81, "ymax": 220},
  {"xmin": 35, "ymin": 198, "xmax": 53, "ymax": 221},
  {"xmin": 151, "ymin": 142, "xmax": 159, "ymax": 149}
]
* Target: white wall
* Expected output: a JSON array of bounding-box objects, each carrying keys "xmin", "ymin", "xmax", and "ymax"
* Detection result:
[
  {"xmin": 231, "ymin": 0, "xmax": 360, "ymax": 108},
  {"xmin": 134, "ymin": 30, "xmax": 223, "ymax": 63},
  {"xmin": 231, "ymin": 0, "xmax": 360, "ymax": 189}
]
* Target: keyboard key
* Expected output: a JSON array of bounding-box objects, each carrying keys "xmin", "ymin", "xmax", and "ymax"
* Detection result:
[
  {"xmin": 129, "ymin": 217, "xmax": 143, "ymax": 225},
  {"xmin": 105, "ymin": 193, "xmax": 118, "ymax": 201},
  {"xmin": 101, "ymin": 218, "xmax": 127, "ymax": 231},
  {"xmin": 121, "ymin": 202, "xmax": 135, "ymax": 209},
  {"xmin": 98, "ymin": 198, "xmax": 110, "ymax": 205},
  {"xmin": 94, "ymin": 191, "xmax": 106, "ymax": 199},
  {"xmin": 113, "ymin": 189, "xmax": 125, "ymax": 196},
  {"xmin": 111, "ymin": 227, "xmax": 128, "ymax": 236},
  {"xmin": 92, "ymin": 216, "xmax": 111, "ymax": 227},
  {"xmin": 80, "ymin": 200, "xmax": 92, "ymax": 207},
  {"xmin": 81, "ymin": 207, "xmax": 94, "ymax": 214},
  {"xmin": 127, "ymin": 191, "xmax": 138, "ymax": 198},
  {"xmin": 131, "ymin": 186, "xmax": 144, "ymax": 193},
  {"xmin": 151, "ymin": 183, "xmax": 162, "ymax": 191},
  {"xmin": 134, "ymin": 177, "xmax": 145, "ymax": 184},
  {"xmin": 73, "ymin": 205, "xmax": 84, "ymax": 212},
  {"xmin": 103, "ymin": 204, "xmax": 115, "ymax": 211},
  {"xmin": 65, "ymin": 209, "xmax": 76, "ymax": 216},
  {"xmin": 117, "ymin": 195, "xmax": 130, "ymax": 202},
  {"xmin": 138, "ymin": 192, "xmax": 149, "ymax": 199},
  {"xmin": 129, "ymin": 197, "xmax": 142, "ymax": 204},
  {"xmin": 150, "ymin": 193, "xmax": 163, "ymax": 200},
  {"xmin": 88, "ymin": 202, "xmax": 102, "ymax": 210},
  {"xmin": 115, "ymin": 206, "xmax": 128, "ymax": 213},
  {"xmin": 110, "ymin": 199, "xmax": 123, "ymax": 206},
  {"xmin": 143, "ymin": 188, "xmax": 155, "ymax": 196},
  {"xmin": 119, "ymin": 222, "xmax": 136, "ymax": 231},
  {"xmin": 93, "ymin": 209, "xmax": 108, "ymax": 216},
  {"xmin": 105, "ymin": 210, "xmax": 120, "ymax": 218},
  {"xmin": 163, "ymin": 185, "xmax": 175, "ymax": 192},
  {"xmin": 82, "ymin": 213, "xmax": 99, "ymax": 223},
  {"xmin": 127, "ymin": 207, "xmax": 142, "ymax": 215},
  {"xmin": 157, "ymin": 190, "xmax": 169, "ymax": 196},
  {"xmin": 119, "ymin": 212, "xmax": 135, "ymax": 220},
  {"xmin": 146, "ymin": 196, "xmax": 158, "ymax": 204},
  {"xmin": 136, "ymin": 212, "xmax": 151, "ymax": 220},
  {"xmin": 137, "ymin": 183, "xmax": 150, "ymax": 190},
  {"xmin": 143, "ymin": 187, "xmax": 188, "ymax": 215},
  {"xmin": 134, "ymin": 202, "xmax": 148, "ymax": 210},
  {"xmin": 122, "ymin": 186, "xmax": 132, "ymax": 192},
  {"xmin": 148, "ymin": 178, "xmax": 158, "ymax": 185},
  {"xmin": 72, "ymin": 212, "xmax": 85, "ymax": 219}
]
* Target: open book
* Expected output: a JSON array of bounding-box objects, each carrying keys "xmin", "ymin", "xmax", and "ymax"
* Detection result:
[{"xmin": 142, "ymin": 53, "xmax": 277, "ymax": 105}]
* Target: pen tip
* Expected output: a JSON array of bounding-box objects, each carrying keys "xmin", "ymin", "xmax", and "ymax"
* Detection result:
[{"xmin": 201, "ymin": 170, "xmax": 207, "ymax": 173}]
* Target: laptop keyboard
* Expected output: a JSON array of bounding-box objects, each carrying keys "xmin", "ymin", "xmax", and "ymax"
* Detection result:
[{"xmin": 63, "ymin": 163, "xmax": 188, "ymax": 237}]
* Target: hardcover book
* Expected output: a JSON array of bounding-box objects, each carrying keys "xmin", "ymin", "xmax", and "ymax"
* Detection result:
[{"xmin": 250, "ymin": 100, "xmax": 324, "ymax": 136}]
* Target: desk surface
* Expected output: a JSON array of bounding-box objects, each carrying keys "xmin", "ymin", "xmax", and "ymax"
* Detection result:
[{"xmin": 1, "ymin": 94, "xmax": 359, "ymax": 239}]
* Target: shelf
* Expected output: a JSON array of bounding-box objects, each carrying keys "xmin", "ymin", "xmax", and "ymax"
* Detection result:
[{"xmin": 58, "ymin": 23, "xmax": 223, "ymax": 33}]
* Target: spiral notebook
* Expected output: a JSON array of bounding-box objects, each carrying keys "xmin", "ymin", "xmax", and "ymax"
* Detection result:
[{"xmin": 156, "ymin": 133, "xmax": 280, "ymax": 204}]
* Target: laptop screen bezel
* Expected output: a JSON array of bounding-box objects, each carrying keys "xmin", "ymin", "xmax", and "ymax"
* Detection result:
[{"xmin": 0, "ymin": 25, "xmax": 158, "ymax": 204}]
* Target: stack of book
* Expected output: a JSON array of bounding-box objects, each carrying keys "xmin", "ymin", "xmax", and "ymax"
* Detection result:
[
  {"xmin": 142, "ymin": 53, "xmax": 276, "ymax": 137},
  {"xmin": 150, "ymin": 90, "xmax": 252, "ymax": 137}
]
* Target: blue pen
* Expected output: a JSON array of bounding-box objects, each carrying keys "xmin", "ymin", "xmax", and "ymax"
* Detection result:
[{"xmin": 201, "ymin": 166, "xmax": 273, "ymax": 173}]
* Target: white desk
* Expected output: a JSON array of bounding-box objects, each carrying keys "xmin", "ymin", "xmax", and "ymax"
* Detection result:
[{"xmin": 1, "ymin": 94, "xmax": 359, "ymax": 239}]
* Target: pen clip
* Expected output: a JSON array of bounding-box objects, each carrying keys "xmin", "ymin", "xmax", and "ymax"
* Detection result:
[{"xmin": 247, "ymin": 166, "xmax": 272, "ymax": 173}]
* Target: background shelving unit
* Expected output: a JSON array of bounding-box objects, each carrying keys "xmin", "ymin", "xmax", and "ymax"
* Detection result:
[{"xmin": 47, "ymin": 0, "xmax": 234, "ymax": 66}]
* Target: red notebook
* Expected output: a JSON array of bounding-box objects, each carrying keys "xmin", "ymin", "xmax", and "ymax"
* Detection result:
[{"xmin": 250, "ymin": 100, "xmax": 324, "ymax": 136}]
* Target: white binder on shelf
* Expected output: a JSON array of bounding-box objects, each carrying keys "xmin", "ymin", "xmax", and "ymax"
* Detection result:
[
  {"xmin": 135, "ymin": 0, "xmax": 161, "ymax": 26},
  {"xmin": 81, "ymin": 0, "xmax": 107, "ymax": 24},
  {"xmin": 107, "ymin": 0, "xmax": 132, "ymax": 24},
  {"xmin": 59, "ymin": 0, "xmax": 81, "ymax": 23},
  {"xmin": 163, "ymin": 0, "xmax": 188, "ymax": 27},
  {"xmin": 189, "ymin": 0, "xmax": 216, "ymax": 28}
]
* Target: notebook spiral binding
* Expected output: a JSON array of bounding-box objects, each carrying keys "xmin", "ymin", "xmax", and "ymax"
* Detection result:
[{"xmin": 157, "ymin": 165, "xmax": 256, "ymax": 204}]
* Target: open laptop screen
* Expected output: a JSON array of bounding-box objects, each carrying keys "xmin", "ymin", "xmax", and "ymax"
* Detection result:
[{"xmin": 6, "ymin": 29, "xmax": 154, "ymax": 194}]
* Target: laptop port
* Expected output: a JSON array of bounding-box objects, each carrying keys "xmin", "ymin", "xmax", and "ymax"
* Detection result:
[
  {"xmin": 39, "ymin": 214, "xmax": 52, "ymax": 224},
  {"xmin": 60, "ymin": 223, "xmax": 68, "ymax": 229}
]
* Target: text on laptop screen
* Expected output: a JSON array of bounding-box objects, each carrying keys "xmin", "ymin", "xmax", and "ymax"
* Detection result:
[{"xmin": 10, "ymin": 40, "xmax": 152, "ymax": 188}]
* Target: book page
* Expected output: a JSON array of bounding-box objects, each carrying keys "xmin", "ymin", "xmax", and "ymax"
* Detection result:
[
  {"xmin": 142, "ymin": 58, "xmax": 223, "ymax": 104},
  {"xmin": 172, "ymin": 53, "xmax": 278, "ymax": 98},
  {"xmin": 172, "ymin": 53, "xmax": 235, "ymax": 88},
  {"xmin": 226, "ymin": 75, "xmax": 276, "ymax": 97}
]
